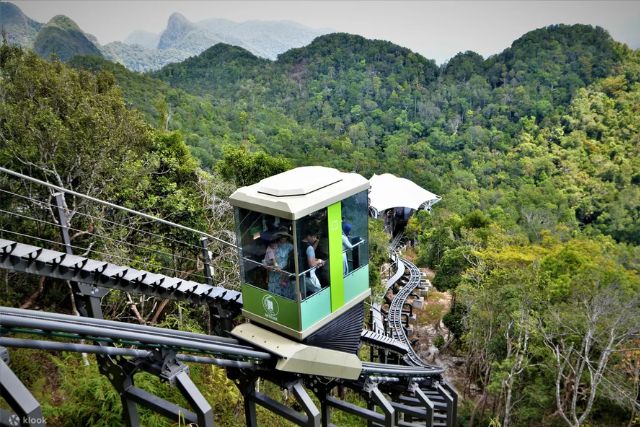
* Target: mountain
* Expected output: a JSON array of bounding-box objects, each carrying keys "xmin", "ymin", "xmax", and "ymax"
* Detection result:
[
  {"xmin": 110, "ymin": 12, "xmax": 329, "ymax": 71},
  {"xmin": 0, "ymin": 3, "xmax": 101, "ymax": 61},
  {"xmin": 0, "ymin": 1, "xmax": 42, "ymax": 47},
  {"xmin": 100, "ymin": 41, "xmax": 185, "ymax": 73},
  {"xmin": 197, "ymin": 18, "xmax": 329, "ymax": 60},
  {"xmin": 158, "ymin": 12, "xmax": 231, "ymax": 52},
  {"xmin": 129, "ymin": 25, "xmax": 636, "ymax": 248},
  {"xmin": 1, "ymin": 2, "xmax": 328, "ymax": 71},
  {"xmin": 33, "ymin": 15, "xmax": 102, "ymax": 61},
  {"xmin": 123, "ymin": 30, "xmax": 159, "ymax": 50},
  {"xmin": 152, "ymin": 43, "xmax": 270, "ymax": 97},
  {"xmin": 153, "ymin": 13, "xmax": 327, "ymax": 60}
]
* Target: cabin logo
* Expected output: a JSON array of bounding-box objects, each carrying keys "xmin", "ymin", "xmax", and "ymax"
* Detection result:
[{"xmin": 262, "ymin": 294, "xmax": 279, "ymax": 320}]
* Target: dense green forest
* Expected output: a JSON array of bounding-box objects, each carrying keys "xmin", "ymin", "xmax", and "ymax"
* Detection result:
[{"xmin": 1, "ymin": 22, "xmax": 639, "ymax": 426}]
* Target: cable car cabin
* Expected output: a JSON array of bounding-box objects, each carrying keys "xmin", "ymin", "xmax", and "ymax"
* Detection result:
[{"xmin": 229, "ymin": 166, "xmax": 370, "ymax": 354}]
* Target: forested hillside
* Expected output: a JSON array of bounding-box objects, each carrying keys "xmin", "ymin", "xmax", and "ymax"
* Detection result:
[
  {"xmin": 2, "ymin": 21, "xmax": 639, "ymax": 426},
  {"xmin": 74, "ymin": 25, "xmax": 639, "ymax": 246}
]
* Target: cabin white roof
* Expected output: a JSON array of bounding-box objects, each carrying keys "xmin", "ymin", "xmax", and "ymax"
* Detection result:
[{"xmin": 229, "ymin": 166, "xmax": 370, "ymax": 219}]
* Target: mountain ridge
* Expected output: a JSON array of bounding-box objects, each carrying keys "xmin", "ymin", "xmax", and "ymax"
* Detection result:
[
  {"xmin": 0, "ymin": 2, "xmax": 329, "ymax": 71},
  {"xmin": 33, "ymin": 14, "xmax": 102, "ymax": 61},
  {"xmin": 0, "ymin": 1, "xmax": 42, "ymax": 47}
]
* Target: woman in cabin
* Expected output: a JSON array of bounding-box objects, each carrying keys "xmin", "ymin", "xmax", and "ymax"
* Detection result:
[
  {"xmin": 342, "ymin": 221, "xmax": 354, "ymax": 275},
  {"xmin": 264, "ymin": 232, "xmax": 294, "ymax": 299},
  {"xmin": 301, "ymin": 228, "xmax": 324, "ymax": 297}
]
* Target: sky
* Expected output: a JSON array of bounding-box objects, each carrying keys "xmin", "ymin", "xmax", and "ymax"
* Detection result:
[{"xmin": 12, "ymin": 1, "xmax": 640, "ymax": 64}]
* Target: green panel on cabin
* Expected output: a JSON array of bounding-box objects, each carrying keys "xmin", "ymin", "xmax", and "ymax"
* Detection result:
[
  {"xmin": 327, "ymin": 202, "xmax": 344, "ymax": 311},
  {"xmin": 241, "ymin": 283, "xmax": 299, "ymax": 330},
  {"xmin": 344, "ymin": 265, "xmax": 369, "ymax": 303},
  {"xmin": 300, "ymin": 286, "xmax": 331, "ymax": 330}
]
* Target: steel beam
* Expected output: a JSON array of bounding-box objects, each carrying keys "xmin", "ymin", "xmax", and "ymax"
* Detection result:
[
  {"xmin": 325, "ymin": 395, "xmax": 387, "ymax": 425},
  {"xmin": 291, "ymin": 381, "xmax": 321, "ymax": 427},
  {"xmin": 441, "ymin": 382, "xmax": 458, "ymax": 425},
  {"xmin": 175, "ymin": 371, "xmax": 214, "ymax": 427},
  {"xmin": 0, "ymin": 358, "xmax": 44, "ymax": 426},
  {"xmin": 241, "ymin": 379, "xmax": 320, "ymax": 427},
  {"xmin": 370, "ymin": 386, "xmax": 395, "ymax": 427},
  {"xmin": 436, "ymin": 384, "xmax": 454, "ymax": 427},
  {"xmin": 0, "ymin": 309, "xmax": 270, "ymax": 360},
  {"xmin": 200, "ymin": 237, "xmax": 214, "ymax": 287},
  {"xmin": 414, "ymin": 388, "xmax": 435, "ymax": 427},
  {"xmin": 238, "ymin": 377, "xmax": 258, "ymax": 427},
  {"xmin": 125, "ymin": 386, "xmax": 197, "ymax": 425}
]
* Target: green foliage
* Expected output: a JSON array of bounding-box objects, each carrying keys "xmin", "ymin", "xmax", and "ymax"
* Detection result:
[
  {"xmin": 216, "ymin": 145, "xmax": 292, "ymax": 186},
  {"xmin": 64, "ymin": 25, "xmax": 639, "ymax": 250},
  {"xmin": 432, "ymin": 245, "xmax": 472, "ymax": 291},
  {"xmin": 367, "ymin": 219, "xmax": 389, "ymax": 302},
  {"xmin": 153, "ymin": 43, "xmax": 270, "ymax": 98},
  {"xmin": 442, "ymin": 300, "xmax": 467, "ymax": 339}
]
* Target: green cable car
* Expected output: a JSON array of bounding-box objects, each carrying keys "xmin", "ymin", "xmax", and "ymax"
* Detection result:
[{"xmin": 229, "ymin": 167, "xmax": 370, "ymax": 377}]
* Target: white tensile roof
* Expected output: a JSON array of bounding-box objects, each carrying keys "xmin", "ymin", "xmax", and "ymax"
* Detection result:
[{"xmin": 368, "ymin": 173, "xmax": 441, "ymax": 217}]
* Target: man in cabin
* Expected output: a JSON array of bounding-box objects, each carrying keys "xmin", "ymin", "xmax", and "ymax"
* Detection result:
[{"xmin": 301, "ymin": 228, "xmax": 325, "ymax": 298}]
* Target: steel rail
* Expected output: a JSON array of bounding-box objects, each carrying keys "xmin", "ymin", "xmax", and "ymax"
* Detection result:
[
  {"xmin": 0, "ymin": 311, "xmax": 271, "ymax": 360},
  {"xmin": 361, "ymin": 361, "xmax": 444, "ymax": 377},
  {"xmin": 0, "ymin": 187, "xmax": 214, "ymax": 252},
  {"xmin": 388, "ymin": 255, "xmax": 429, "ymax": 366},
  {"xmin": 0, "ymin": 337, "xmax": 256, "ymax": 369},
  {"xmin": 0, "ymin": 207, "xmax": 203, "ymax": 266},
  {"xmin": 360, "ymin": 329, "xmax": 409, "ymax": 354},
  {"xmin": 0, "ymin": 306, "xmax": 239, "ymax": 345}
]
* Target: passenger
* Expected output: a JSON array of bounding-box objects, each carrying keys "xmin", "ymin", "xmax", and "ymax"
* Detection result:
[
  {"xmin": 263, "ymin": 233, "xmax": 294, "ymax": 298},
  {"xmin": 263, "ymin": 238, "xmax": 278, "ymax": 269},
  {"xmin": 301, "ymin": 229, "xmax": 324, "ymax": 297},
  {"xmin": 267, "ymin": 233, "xmax": 295, "ymax": 299},
  {"xmin": 342, "ymin": 221, "xmax": 354, "ymax": 275}
]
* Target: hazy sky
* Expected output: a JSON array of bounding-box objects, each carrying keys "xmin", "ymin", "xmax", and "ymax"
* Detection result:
[{"xmin": 12, "ymin": 1, "xmax": 640, "ymax": 64}]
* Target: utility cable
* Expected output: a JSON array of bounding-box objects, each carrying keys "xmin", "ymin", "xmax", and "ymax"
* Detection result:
[{"xmin": 0, "ymin": 166, "xmax": 237, "ymax": 249}]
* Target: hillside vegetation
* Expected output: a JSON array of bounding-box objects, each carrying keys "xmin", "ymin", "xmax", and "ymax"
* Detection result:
[{"xmin": 1, "ymin": 22, "xmax": 639, "ymax": 426}]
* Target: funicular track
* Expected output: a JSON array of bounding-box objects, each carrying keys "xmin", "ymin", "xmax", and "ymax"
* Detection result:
[
  {"xmin": 362, "ymin": 232, "xmax": 457, "ymax": 426},
  {"xmin": 0, "ymin": 168, "xmax": 457, "ymax": 427},
  {"xmin": 0, "ymin": 238, "xmax": 456, "ymax": 427}
]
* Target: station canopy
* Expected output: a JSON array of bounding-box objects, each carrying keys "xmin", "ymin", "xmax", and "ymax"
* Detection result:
[{"xmin": 368, "ymin": 173, "xmax": 441, "ymax": 218}]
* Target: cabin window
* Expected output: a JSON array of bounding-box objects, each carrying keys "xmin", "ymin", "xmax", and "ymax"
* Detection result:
[
  {"xmin": 341, "ymin": 190, "xmax": 369, "ymax": 276},
  {"xmin": 295, "ymin": 208, "xmax": 329, "ymax": 300},
  {"xmin": 235, "ymin": 208, "xmax": 296, "ymax": 300}
]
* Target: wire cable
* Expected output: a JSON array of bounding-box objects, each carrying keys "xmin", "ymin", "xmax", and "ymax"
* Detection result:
[
  {"xmin": 1, "ymin": 186, "xmax": 236, "ymax": 256},
  {"xmin": 0, "ymin": 188, "xmax": 219, "ymax": 252},
  {"xmin": 0, "ymin": 208, "xmax": 201, "ymax": 264},
  {"xmin": 0, "ymin": 166, "xmax": 237, "ymax": 248}
]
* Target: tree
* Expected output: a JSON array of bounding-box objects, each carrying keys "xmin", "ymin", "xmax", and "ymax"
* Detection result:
[
  {"xmin": 216, "ymin": 145, "xmax": 292, "ymax": 187},
  {"xmin": 540, "ymin": 259, "xmax": 640, "ymax": 427}
]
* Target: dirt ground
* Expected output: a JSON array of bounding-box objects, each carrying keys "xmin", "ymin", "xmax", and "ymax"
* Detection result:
[{"xmin": 410, "ymin": 268, "xmax": 467, "ymax": 392}]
